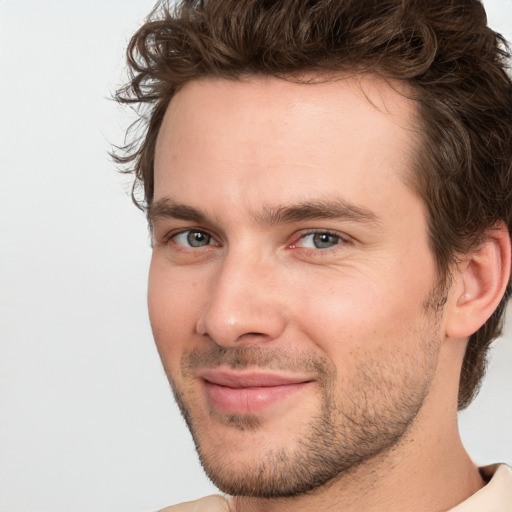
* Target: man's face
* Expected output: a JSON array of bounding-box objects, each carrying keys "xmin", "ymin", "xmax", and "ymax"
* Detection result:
[{"xmin": 149, "ymin": 76, "xmax": 446, "ymax": 497}]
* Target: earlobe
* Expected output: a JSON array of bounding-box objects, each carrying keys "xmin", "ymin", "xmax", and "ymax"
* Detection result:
[{"xmin": 446, "ymin": 223, "xmax": 511, "ymax": 339}]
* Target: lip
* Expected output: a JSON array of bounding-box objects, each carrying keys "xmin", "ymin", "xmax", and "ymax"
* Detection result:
[{"xmin": 199, "ymin": 368, "xmax": 314, "ymax": 416}]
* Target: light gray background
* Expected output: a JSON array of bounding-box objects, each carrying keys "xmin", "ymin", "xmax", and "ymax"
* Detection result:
[{"xmin": 0, "ymin": 1, "xmax": 511, "ymax": 511}]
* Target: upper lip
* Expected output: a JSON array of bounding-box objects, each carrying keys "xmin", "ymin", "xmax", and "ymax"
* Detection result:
[{"xmin": 198, "ymin": 368, "xmax": 314, "ymax": 388}]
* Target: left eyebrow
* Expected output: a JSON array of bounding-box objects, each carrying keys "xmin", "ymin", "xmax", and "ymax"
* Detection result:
[{"xmin": 255, "ymin": 199, "xmax": 381, "ymax": 227}]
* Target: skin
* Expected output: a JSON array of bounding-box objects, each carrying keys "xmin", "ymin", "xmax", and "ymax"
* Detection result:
[{"xmin": 149, "ymin": 75, "xmax": 498, "ymax": 512}]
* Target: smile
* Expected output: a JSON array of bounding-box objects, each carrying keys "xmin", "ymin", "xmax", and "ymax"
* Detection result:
[{"xmin": 199, "ymin": 369, "xmax": 314, "ymax": 416}]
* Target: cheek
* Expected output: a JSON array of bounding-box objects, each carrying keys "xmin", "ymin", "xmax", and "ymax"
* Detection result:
[
  {"xmin": 147, "ymin": 256, "xmax": 205, "ymax": 370},
  {"xmin": 293, "ymin": 267, "xmax": 433, "ymax": 357}
]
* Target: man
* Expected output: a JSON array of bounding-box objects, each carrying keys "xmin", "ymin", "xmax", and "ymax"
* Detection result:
[{"xmin": 116, "ymin": 0, "xmax": 512, "ymax": 510}]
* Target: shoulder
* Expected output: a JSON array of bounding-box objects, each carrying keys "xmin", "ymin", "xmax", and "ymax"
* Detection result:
[{"xmin": 158, "ymin": 495, "xmax": 230, "ymax": 512}]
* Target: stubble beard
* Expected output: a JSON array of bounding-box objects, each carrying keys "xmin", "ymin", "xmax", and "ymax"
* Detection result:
[
  {"xmin": 163, "ymin": 291, "xmax": 445, "ymax": 498},
  {"xmin": 166, "ymin": 348, "xmax": 438, "ymax": 497}
]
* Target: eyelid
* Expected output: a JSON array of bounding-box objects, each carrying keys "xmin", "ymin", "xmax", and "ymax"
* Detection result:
[
  {"xmin": 156, "ymin": 226, "xmax": 350, "ymax": 251},
  {"xmin": 160, "ymin": 227, "xmax": 220, "ymax": 247},
  {"xmin": 289, "ymin": 229, "xmax": 349, "ymax": 250}
]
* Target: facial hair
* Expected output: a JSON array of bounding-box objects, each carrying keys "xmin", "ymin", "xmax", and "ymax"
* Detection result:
[{"xmin": 165, "ymin": 318, "xmax": 442, "ymax": 499}]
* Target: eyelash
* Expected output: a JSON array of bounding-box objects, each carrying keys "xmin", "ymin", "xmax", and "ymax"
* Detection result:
[
  {"xmin": 290, "ymin": 230, "xmax": 347, "ymax": 252},
  {"xmin": 164, "ymin": 228, "xmax": 347, "ymax": 253},
  {"xmin": 164, "ymin": 229, "xmax": 219, "ymax": 249}
]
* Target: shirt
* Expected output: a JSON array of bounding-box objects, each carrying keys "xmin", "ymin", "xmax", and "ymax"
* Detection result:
[
  {"xmin": 158, "ymin": 464, "xmax": 512, "ymax": 511},
  {"xmin": 448, "ymin": 464, "xmax": 512, "ymax": 511}
]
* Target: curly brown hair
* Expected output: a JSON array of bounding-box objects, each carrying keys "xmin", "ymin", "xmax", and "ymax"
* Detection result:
[{"xmin": 115, "ymin": 0, "xmax": 512, "ymax": 409}]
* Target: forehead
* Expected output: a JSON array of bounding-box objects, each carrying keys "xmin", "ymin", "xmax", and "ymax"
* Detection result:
[{"xmin": 153, "ymin": 74, "xmax": 419, "ymax": 216}]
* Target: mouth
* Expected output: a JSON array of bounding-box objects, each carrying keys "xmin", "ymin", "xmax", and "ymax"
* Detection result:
[{"xmin": 198, "ymin": 368, "xmax": 315, "ymax": 416}]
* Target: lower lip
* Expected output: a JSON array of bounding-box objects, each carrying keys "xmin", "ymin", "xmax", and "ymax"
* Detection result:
[{"xmin": 203, "ymin": 381, "xmax": 311, "ymax": 415}]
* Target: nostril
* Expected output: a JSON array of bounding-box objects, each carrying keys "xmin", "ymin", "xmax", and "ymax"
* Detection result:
[
  {"xmin": 232, "ymin": 332, "xmax": 272, "ymax": 345},
  {"xmin": 196, "ymin": 292, "xmax": 287, "ymax": 346}
]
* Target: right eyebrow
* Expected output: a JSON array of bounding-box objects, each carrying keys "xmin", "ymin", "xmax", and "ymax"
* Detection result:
[{"xmin": 147, "ymin": 199, "xmax": 209, "ymax": 224}]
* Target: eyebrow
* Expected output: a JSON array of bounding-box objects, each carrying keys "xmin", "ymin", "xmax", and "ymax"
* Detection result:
[
  {"xmin": 147, "ymin": 198, "xmax": 380, "ymax": 227},
  {"xmin": 256, "ymin": 199, "xmax": 380, "ymax": 226},
  {"xmin": 148, "ymin": 201, "xmax": 209, "ymax": 224}
]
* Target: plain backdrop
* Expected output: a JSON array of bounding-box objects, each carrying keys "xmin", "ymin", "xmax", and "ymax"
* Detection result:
[{"xmin": 0, "ymin": 1, "xmax": 511, "ymax": 511}]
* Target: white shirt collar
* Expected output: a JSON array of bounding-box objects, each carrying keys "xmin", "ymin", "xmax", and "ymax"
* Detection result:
[{"xmin": 448, "ymin": 464, "xmax": 512, "ymax": 511}]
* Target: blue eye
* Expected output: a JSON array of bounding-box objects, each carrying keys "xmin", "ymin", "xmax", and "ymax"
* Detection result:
[
  {"xmin": 298, "ymin": 232, "xmax": 343, "ymax": 249},
  {"xmin": 174, "ymin": 230, "xmax": 213, "ymax": 248}
]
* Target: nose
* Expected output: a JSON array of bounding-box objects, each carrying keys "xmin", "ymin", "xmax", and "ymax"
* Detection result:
[{"xmin": 196, "ymin": 253, "xmax": 287, "ymax": 347}]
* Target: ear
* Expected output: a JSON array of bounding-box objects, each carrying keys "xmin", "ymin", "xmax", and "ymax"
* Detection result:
[{"xmin": 445, "ymin": 223, "xmax": 511, "ymax": 339}]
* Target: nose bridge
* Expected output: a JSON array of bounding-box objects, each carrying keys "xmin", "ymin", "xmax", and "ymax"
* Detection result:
[{"xmin": 197, "ymin": 246, "xmax": 286, "ymax": 345}]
